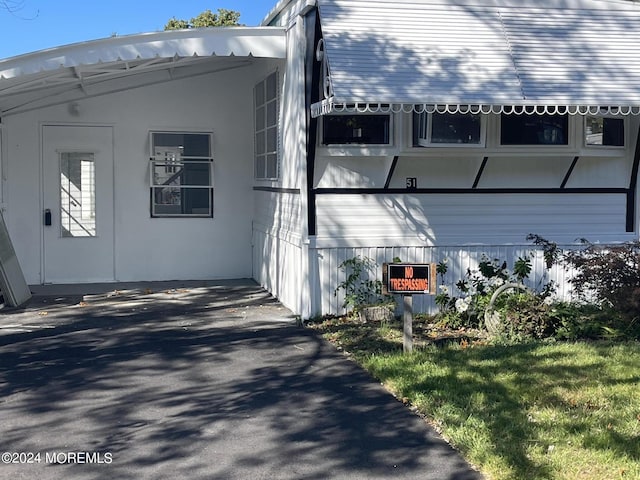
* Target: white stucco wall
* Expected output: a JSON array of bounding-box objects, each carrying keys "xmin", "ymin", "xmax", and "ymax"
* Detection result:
[{"xmin": 3, "ymin": 58, "xmax": 283, "ymax": 284}]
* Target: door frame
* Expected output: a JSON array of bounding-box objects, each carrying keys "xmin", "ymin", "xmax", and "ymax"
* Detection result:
[{"xmin": 40, "ymin": 122, "xmax": 116, "ymax": 284}]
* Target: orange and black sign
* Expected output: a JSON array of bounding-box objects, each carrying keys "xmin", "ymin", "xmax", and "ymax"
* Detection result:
[{"xmin": 383, "ymin": 263, "xmax": 436, "ymax": 295}]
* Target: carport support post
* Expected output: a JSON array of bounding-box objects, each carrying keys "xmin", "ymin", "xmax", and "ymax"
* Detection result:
[{"xmin": 403, "ymin": 295, "xmax": 413, "ymax": 353}]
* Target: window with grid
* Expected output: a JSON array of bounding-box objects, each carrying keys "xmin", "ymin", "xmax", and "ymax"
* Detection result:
[
  {"xmin": 254, "ymin": 71, "xmax": 279, "ymax": 180},
  {"xmin": 149, "ymin": 132, "xmax": 213, "ymax": 217}
]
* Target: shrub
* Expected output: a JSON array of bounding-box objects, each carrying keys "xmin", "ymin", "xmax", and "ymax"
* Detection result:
[
  {"xmin": 500, "ymin": 292, "xmax": 557, "ymax": 340},
  {"xmin": 334, "ymin": 256, "xmax": 394, "ymax": 317},
  {"xmin": 434, "ymin": 254, "xmax": 540, "ymax": 331},
  {"xmin": 563, "ymin": 240, "xmax": 640, "ymax": 320},
  {"xmin": 526, "ymin": 235, "xmax": 640, "ymax": 340}
]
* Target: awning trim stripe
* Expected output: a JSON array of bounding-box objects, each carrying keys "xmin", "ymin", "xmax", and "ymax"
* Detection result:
[{"xmin": 311, "ymin": 99, "xmax": 640, "ymax": 117}]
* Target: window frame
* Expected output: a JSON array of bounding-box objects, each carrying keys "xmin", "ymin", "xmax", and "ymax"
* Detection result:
[
  {"xmin": 149, "ymin": 131, "xmax": 214, "ymax": 218},
  {"xmin": 254, "ymin": 71, "xmax": 280, "ymax": 181},
  {"xmin": 500, "ymin": 113, "xmax": 570, "ymax": 147},
  {"xmin": 415, "ymin": 111, "xmax": 486, "ymax": 148},
  {"xmin": 583, "ymin": 115, "xmax": 626, "ymax": 149},
  {"xmin": 320, "ymin": 112, "xmax": 393, "ymax": 147}
]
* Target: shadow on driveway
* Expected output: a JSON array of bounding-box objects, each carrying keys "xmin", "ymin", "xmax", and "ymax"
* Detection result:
[{"xmin": 0, "ymin": 280, "xmax": 482, "ymax": 479}]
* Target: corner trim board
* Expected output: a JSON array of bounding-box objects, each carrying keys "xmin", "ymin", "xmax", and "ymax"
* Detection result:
[{"xmin": 626, "ymin": 125, "xmax": 640, "ymax": 232}]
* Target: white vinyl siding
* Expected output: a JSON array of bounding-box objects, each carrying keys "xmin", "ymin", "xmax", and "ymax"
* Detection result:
[
  {"xmin": 315, "ymin": 193, "xmax": 630, "ymax": 246},
  {"xmin": 312, "ymin": 244, "xmax": 576, "ymax": 317},
  {"xmin": 253, "ymin": 190, "xmax": 303, "ymax": 240},
  {"xmin": 252, "ymin": 189, "xmax": 304, "ymax": 313}
]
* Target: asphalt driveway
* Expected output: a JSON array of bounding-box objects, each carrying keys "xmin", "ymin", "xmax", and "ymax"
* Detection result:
[{"xmin": 0, "ymin": 280, "xmax": 482, "ymax": 479}]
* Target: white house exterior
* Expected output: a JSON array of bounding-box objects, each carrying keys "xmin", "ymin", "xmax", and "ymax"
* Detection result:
[
  {"xmin": 256, "ymin": 0, "xmax": 640, "ymax": 317},
  {"xmin": 0, "ymin": 27, "xmax": 286, "ymax": 293},
  {"xmin": 1, "ymin": 0, "xmax": 640, "ymax": 317}
]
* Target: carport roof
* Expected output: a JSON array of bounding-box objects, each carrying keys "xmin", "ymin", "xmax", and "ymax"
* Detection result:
[{"xmin": 0, "ymin": 27, "xmax": 286, "ymax": 115}]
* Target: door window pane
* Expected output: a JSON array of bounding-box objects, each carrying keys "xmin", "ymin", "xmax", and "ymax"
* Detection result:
[{"xmin": 60, "ymin": 152, "xmax": 96, "ymax": 237}]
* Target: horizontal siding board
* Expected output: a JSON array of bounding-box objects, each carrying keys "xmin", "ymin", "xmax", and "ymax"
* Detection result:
[
  {"xmin": 253, "ymin": 190, "xmax": 302, "ymax": 237},
  {"xmin": 252, "ymin": 227, "xmax": 304, "ymax": 314},
  {"xmin": 315, "ymin": 193, "xmax": 628, "ymax": 243}
]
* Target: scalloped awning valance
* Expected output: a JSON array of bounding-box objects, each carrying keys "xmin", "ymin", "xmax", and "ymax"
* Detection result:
[
  {"xmin": 311, "ymin": 0, "xmax": 640, "ymax": 117},
  {"xmin": 312, "ymin": 101, "xmax": 640, "ymax": 117}
]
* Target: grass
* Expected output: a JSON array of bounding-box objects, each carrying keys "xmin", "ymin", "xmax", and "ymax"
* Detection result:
[{"xmin": 307, "ymin": 316, "xmax": 640, "ymax": 480}]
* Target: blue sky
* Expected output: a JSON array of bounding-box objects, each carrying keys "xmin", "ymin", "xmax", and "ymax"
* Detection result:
[{"xmin": 0, "ymin": 0, "xmax": 279, "ymax": 59}]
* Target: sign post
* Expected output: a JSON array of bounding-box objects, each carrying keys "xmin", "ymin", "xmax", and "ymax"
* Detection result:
[
  {"xmin": 384, "ymin": 263, "xmax": 436, "ymax": 354},
  {"xmin": 403, "ymin": 295, "xmax": 413, "ymax": 353}
]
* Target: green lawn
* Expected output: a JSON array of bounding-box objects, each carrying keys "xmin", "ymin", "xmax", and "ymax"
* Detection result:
[{"xmin": 308, "ymin": 318, "xmax": 640, "ymax": 480}]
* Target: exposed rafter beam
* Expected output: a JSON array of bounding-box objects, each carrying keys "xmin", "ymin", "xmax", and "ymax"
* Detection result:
[
  {"xmin": 1, "ymin": 60, "xmax": 253, "ymax": 116},
  {"xmin": 72, "ymin": 66, "xmax": 88, "ymax": 95}
]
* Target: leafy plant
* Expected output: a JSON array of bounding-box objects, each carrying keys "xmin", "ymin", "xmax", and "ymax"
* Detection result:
[
  {"xmin": 435, "ymin": 254, "xmax": 537, "ymax": 331},
  {"xmin": 499, "ymin": 292, "xmax": 557, "ymax": 340},
  {"xmin": 334, "ymin": 256, "xmax": 394, "ymax": 316},
  {"xmin": 526, "ymin": 233, "xmax": 561, "ymax": 269}
]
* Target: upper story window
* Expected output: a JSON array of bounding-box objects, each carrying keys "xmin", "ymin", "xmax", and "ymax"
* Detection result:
[
  {"xmin": 149, "ymin": 132, "xmax": 214, "ymax": 217},
  {"xmin": 501, "ymin": 113, "xmax": 568, "ymax": 145},
  {"xmin": 255, "ymin": 71, "xmax": 279, "ymax": 180},
  {"xmin": 585, "ymin": 116, "xmax": 624, "ymax": 147},
  {"xmin": 321, "ymin": 114, "xmax": 391, "ymax": 145},
  {"xmin": 415, "ymin": 112, "xmax": 483, "ymax": 146}
]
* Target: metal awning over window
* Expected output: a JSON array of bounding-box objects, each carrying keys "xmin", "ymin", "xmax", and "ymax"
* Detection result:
[
  {"xmin": 312, "ymin": 0, "xmax": 640, "ymax": 117},
  {"xmin": 0, "ymin": 27, "xmax": 286, "ymax": 115}
]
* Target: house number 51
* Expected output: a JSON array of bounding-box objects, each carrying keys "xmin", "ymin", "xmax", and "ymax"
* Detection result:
[{"xmin": 406, "ymin": 177, "xmax": 417, "ymax": 189}]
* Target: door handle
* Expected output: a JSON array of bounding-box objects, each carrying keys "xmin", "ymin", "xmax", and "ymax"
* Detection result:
[{"xmin": 44, "ymin": 209, "xmax": 52, "ymax": 226}]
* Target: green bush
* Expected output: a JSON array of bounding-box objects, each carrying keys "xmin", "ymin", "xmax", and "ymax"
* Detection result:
[
  {"xmin": 501, "ymin": 292, "xmax": 557, "ymax": 340},
  {"xmin": 563, "ymin": 240, "xmax": 640, "ymax": 318},
  {"xmin": 334, "ymin": 256, "xmax": 394, "ymax": 317},
  {"xmin": 434, "ymin": 254, "xmax": 542, "ymax": 333}
]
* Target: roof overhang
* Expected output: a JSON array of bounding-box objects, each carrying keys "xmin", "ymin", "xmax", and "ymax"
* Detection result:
[
  {"xmin": 0, "ymin": 27, "xmax": 286, "ymax": 116},
  {"xmin": 312, "ymin": 0, "xmax": 640, "ymax": 117}
]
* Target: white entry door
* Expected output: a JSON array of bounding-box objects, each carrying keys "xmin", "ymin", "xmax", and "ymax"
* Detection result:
[{"xmin": 42, "ymin": 125, "xmax": 115, "ymax": 283}]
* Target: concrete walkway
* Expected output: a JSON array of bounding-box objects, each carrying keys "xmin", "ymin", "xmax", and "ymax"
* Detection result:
[{"xmin": 0, "ymin": 280, "xmax": 483, "ymax": 479}]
